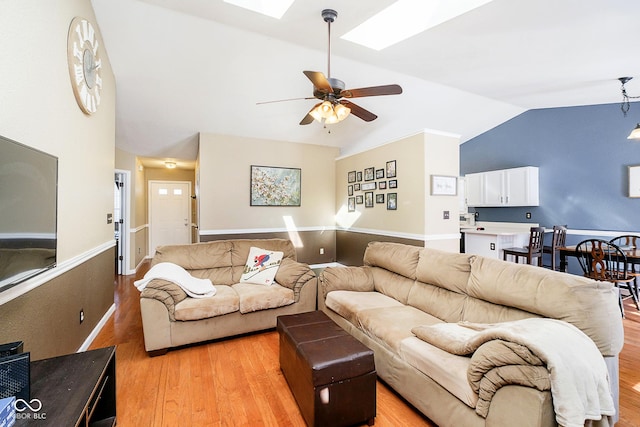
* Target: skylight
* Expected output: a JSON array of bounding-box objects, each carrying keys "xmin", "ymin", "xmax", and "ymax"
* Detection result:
[
  {"xmin": 223, "ymin": 0, "xmax": 295, "ymax": 19},
  {"xmin": 341, "ymin": 0, "xmax": 494, "ymax": 50}
]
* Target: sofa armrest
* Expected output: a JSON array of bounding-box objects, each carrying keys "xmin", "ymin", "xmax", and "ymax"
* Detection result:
[
  {"xmin": 319, "ymin": 266, "xmax": 375, "ymax": 300},
  {"xmin": 275, "ymin": 258, "xmax": 317, "ymax": 302},
  {"xmin": 140, "ymin": 279, "xmax": 188, "ymax": 321}
]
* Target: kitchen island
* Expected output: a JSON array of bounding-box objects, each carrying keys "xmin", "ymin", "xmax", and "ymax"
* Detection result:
[{"xmin": 462, "ymin": 222, "xmax": 538, "ymax": 260}]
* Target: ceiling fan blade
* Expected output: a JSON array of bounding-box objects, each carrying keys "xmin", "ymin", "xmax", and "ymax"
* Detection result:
[
  {"xmin": 303, "ymin": 71, "xmax": 333, "ymax": 92},
  {"xmin": 256, "ymin": 97, "xmax": 314, "ymax": 105},
  {"xmin": 341, "ymin": 84, "xmax": 402, "ymax": 98},
  {"xmin": 341, "ymin": 100, "xmax": 377, "ymax": 122},
  {"xmin": 300, "ymin": 102, "xmax": 322, "ymax": 125}
]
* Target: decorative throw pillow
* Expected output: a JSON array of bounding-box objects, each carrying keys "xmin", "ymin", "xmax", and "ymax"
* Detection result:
[{"xmin": 240, "ymin": 247, "xmax": 284, "ymax": 286}]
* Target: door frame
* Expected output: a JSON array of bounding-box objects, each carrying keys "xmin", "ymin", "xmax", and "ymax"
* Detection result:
[
  {"xmin": 148, "ymin": 180, "xmax": 192, "ymax": 255},
  {"xmin": 114, "ymin": 169, "xmax": 131, "ymax": 275}
]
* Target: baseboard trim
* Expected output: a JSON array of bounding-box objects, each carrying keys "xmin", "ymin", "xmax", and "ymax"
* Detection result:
[{"xmin": 77, "ymin": 303, "xmax": 116, "ymax": 352}]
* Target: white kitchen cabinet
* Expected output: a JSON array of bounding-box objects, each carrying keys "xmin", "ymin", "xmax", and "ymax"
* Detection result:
[
  {"xmin": 463, "ymin": 227, "xmax": 532, "ymax": 260},
  {"xmin": 464, "ymin": 172, "xmax": 484, "ymax": 207},
  {"xmin": 465, "ymin": 166, "xmax": 539, "ymax": 207}
]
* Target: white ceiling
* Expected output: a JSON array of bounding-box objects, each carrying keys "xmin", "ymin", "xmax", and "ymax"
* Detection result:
[{"xmin": 91, "ymin": 0, "xmax": 640, "ymax": 165}]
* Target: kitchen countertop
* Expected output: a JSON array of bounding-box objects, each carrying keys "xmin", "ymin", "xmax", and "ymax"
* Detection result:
[{"xmin": 460, "ymin": 222, "xmax": 539, "ymax": 235}]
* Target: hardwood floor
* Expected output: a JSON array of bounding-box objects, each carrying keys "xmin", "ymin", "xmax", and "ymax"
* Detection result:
[{"xmin": 90, "ymin": 264, "xmax": 640, "ymax": 426}]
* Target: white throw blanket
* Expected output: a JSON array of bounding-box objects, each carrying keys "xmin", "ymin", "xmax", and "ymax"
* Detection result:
[
  {"xmin": 134, "ymin": 262, "xmax": 216, "ymax": 298},
  {"xmin": 412, "ymin": 318, "xmax": 614, "ymax": 427}
]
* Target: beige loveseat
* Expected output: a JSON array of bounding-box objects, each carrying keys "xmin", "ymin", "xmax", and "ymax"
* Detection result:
[
  {"xmin": 139, "ymin": 239, "xmax": 317, "ymax": 356},
  {"xmin": 318, "ymin": 242, "xmax": 623, "ymax": 427}
]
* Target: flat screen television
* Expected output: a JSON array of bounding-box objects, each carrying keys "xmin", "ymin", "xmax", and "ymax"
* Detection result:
[{"xmin": 0, "ymin": 135, "xmax": 57, "ymax": 293}]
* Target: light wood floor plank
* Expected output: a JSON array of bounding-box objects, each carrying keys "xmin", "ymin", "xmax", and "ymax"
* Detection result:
[{"xmin": 91, "ymin": 263, "xmax": 640, "ymax": 427}]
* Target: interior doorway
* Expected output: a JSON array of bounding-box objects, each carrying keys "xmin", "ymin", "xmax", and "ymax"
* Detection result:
[
  {"xmin": 149, "ymin": 180, "xmax": 192, "ymax": 255},
  {"xmin": 114, "ymin": 170, "xmax": 130, "ymax": 275}
]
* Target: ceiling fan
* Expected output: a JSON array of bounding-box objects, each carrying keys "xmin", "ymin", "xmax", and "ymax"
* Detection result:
[{"xmin": 260, "ymin": 9, "xmax": 403, "ymax": 125}]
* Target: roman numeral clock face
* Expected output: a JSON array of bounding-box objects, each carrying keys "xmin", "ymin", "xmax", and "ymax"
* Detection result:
[{"xmin": 67, "ymin": 17, "xmax": 103, "ymax": 115}]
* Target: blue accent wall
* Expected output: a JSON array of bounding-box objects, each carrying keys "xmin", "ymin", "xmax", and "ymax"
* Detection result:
[{"xmin": 460, "ymin": 102, "xmax": 640, "ymax": 233}]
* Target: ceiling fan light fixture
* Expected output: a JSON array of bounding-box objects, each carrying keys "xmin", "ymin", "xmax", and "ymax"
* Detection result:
[
  {"xmin": 628, "ymin": 124, "xmax": 640, "ymax": 140},
  {"xmin": 334, "ymin": 103, "xmax": 351, "ymax": 120}
]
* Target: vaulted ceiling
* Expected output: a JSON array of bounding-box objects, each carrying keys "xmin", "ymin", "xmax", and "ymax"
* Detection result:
[{"xmin": 91, "ymin": 0, "xmax": 640, "ymax": 163}]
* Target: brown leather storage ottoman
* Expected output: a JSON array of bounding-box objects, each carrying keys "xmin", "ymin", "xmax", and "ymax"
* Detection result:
[{"xmin": 277, "ymin": 311, "xmax": 376, "ymax": 427}]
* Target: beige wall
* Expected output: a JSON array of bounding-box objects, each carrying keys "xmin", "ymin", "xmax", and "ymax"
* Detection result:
[
  {"xmin": 0, "ymin": 0, "xmax": 116, "ymax": 261},
  {"xmin": 336, "ymin": 132, "xmax": 425, "ymax": 235},
  {"xmin": 199, "ymin": 133, "xmax": 339, "ymax": 231},
  {"xmin": 0, "ymin": 0, "xmax": 116, "ymax": 358},
  {"xmin": 335, "ymin": 130, "xmax": 460, "ymax": 261}
]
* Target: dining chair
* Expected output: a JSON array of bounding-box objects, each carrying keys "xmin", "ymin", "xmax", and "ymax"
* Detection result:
[
  {"xmin": 575, "ymin": 239, "xmax": 638, "ymax": 317},
  {"xmin": 609, "ymin": 235, "xmax": 640, "ymax": 310},
  {"xmin": 502, "ymin": 226, "xmax": 545, "ymax": 266},
  {"xmin": 542, "ymin": 225, "xmax": 567, "ymax": 271}
]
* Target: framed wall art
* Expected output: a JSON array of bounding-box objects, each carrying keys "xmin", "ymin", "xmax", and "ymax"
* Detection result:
[
  {"xmin": 250, "ymin": 165, "xmax": 301, "ymax": 206},
  {"xmin": 376, "ymin": 194, "xmax": 385, "ymax": 204},
  {"xmin": 348, "ymin": 170, "xmax": 356, "ymax": 183},
  {"xmin": 430, "ymin": 175, "xmax": 457, "ymax": 196},
  {"xmin": 375, "ymin": 168, "xmax": 385, "ymax": 179},
  {"xmin": 356, "ymin": 195, "xmax": 364, "ymax": 204},
  {"xmin": 387, "ymin": 193, "xmax": 397, "ymax": 210},
  {"xmin": 379, "ymin": 181, "xmax": 387, "ymax": 190},
  {"xmin": 386, "ymin": 160, "xmax": 396, "ymax": 178},
  {"xmin": 365, "ymin": 191, "xmax": 374, "ymax": 207},
  {"xmin": 629, "ymin": 165, "xmax": 640, "ymax": 198},
  {"xmin": 348, "ymin": 185, "xmax": 354, "ymax": 196},
  {"xmin": 361, "ymin": 182, "xmax": 377, "ymax": 191},
  {"xmin": 348, "ymin": 197, "xmax": 355, "ymax": 212},
  {"xmin": 389, "ymin": 179, "xmax": 397, "ymax": 189},
  {"xmin": 364, "ymin": 167, "xmax": 375, "ymax": 181}
]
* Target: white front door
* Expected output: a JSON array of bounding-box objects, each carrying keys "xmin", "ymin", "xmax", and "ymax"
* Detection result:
[{"xmin": 149, "ymin": 181, "xmax": 191, "ymax": 255}]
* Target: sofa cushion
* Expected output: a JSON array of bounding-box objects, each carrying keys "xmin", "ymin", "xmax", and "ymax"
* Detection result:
[
  {"xmin": 320, "ymin": 266, "xmax": 374, "ymax": 299},
  {"xmin": 363, "ymin": 241, "xmax": 421, "ymax": 280},
  {"xmin": 406, "ymin": 281, "xmax": 466, "ymax": 323},
  {"xmin": 153, "ymin": 240, "xmax": 233, "ymax": 270},
  {"xmin": 467, "ymin": 256, "xmax": 624, "ymax": 356},
  {"xmin": 325, "ymin": 290, "xmax": 403, "ymax": 325},
  {"xmin": 240, "ymin": 247, "xmax": 284, "ymax": 285},
  {"xmin": 356, "ymin": 305, "xmax": 440, "ymax": 353},
  {"xmin": 174, "ymin": 285, "xmax": 239, "ymax": 321},
  {"xmin": 400, "ymin": 336, "xmax": 478, "ymax": 409},
  {"xmin": 415, "ymin": 248, "xmax": 472, "ymax": 294},
  {"xmin": 371, "ymin": 267, "xmax": 415, "ymax": 304},
  {"xmin": 232, "ymin": 282, "xmax": 295, "ymax": 314}
]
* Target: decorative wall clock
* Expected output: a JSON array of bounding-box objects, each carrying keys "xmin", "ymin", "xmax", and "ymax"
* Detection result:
[{"xmin": 67, "ymin": 16, "xmax": 103, "ymax": 115}]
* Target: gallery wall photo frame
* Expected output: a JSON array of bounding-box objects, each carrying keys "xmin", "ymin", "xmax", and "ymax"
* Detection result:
[
  {"xmin": 386, "ymin": 160, "xmax": 397, "ymax": 178},
  {"xmin": 629, "ymin": 165, "xmax": 640, "ymax": 198},
  {"xmin": 387, "ymin": 193, "xmax": 397, "ymax": 210},
  {"xmin": 430, "ymin": 175, "xmax": 457, "ymax": 196},
  {"xmin": 250, "ymin": 165, "xmax": 301, "ymax": 206}
]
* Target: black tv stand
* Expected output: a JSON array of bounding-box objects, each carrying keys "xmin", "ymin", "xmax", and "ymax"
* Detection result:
[{"xmin": 15, "ymin": 346, "xmax": 116, "ymax": 426}]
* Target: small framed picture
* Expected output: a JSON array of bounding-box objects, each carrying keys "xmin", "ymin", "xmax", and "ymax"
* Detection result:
[
  {"xmin": 348, "ymin": 197, "xmax": 355, "ymax": 212},
  {"xmin": 375, "ymin": 168, "xmax": 385, "ymax": 179},
  {"xmin": 357, "ymin": 171, "xmax": 363, "ymax": 182},
  {"xmin": 348, "ymin": 170, "xmax": 356, "ymax": 183},
  {"xmin": 361, "ymin": 182, "xmax": 376, "ymax": 191},
  {"xmin": 365, "ymin": 191, "xmax": 374, "ymax": 207},
  {"xmin": 379, "ymin": 181, "xmax": 387, "ymax": 190},
  {"xmin": 386, "ymin": 160, "xmax": 397, "ymax": 178},
  {"xmin": 364, "ymin": 167, "xmax": 375, "ymax": 181},
  {"xmin": 348, "ymin": 185, "xmax": 353, "ymax": 196},
  {"xmin": 389, "ymin": 179, "xmax": 397, "ymax": 189},
  {"xmin": 356, "ymin": 195, "xmax": 364, "ymax": 204},
  {"xmin": 629, "ymin": 165, "xmax": 640, "ymax": 197},
  {"xmin": 430, "ymin": 175, "xmax": 458, "ymax": 196},
  {"xmin": 354, "ymin": 183, "xmax": 361, "ymax": 191},
  {"xmin": 376, "ymin": 194, "xmax": 385, "ymax": 204},
  {"xmin": 387, "ymin": 193, "xmax": 397, "ymax": 210}
]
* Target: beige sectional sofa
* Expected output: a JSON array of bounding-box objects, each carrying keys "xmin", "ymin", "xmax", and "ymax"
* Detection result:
[
  {"xmin": 139, "ymin": 239, "xmax": 317, "ymax": 356},
  {"xmin": 318, "ymin": 242, "xmax": 623, "ymax": 427}
]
